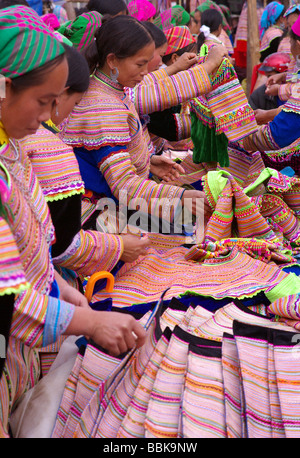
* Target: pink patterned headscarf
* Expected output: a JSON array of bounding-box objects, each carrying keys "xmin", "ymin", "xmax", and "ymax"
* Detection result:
[
  {"xmin": 41, "ymin": 13, "xmax": 60, "ymax": 31},
  {"xmin": 127, "ymin": 0, "xmax": 156, "ymax": 21}
]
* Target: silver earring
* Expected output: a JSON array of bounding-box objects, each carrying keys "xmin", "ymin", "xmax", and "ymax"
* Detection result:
[
  {"xmin": 110, "ymin": 67, "xmax": 119, "ymax": 83},
  {"xmin": 55, "ymin": 104, "xmax": 59, "ymax": 117}
]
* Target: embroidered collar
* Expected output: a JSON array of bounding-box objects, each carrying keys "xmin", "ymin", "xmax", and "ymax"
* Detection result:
[{"xmin": 94, "ymin": 69, "xmax": 124, "ymax": 93}]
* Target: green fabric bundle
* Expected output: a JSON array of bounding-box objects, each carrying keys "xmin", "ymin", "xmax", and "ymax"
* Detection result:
[{"xmin": 191, "ymin": 111, "xmax": 229, "ymax": 167}]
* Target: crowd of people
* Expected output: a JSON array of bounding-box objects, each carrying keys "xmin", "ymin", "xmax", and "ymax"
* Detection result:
[{"xmin": 1, "ymin": 0, "xmax": 300, "ymax": 439}]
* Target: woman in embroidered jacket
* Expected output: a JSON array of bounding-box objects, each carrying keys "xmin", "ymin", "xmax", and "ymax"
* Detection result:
[
  {"xmin": 59, "ymin": 15, "xmax": 227, "ymax": 233},
  {"xmin": 242, "ymin": 15, "xmax": 300, "ymax": 168},
  {"xmin": 23, "ymin": 33, "xmax": 151, "ymax": 293},
  {"xmin": 0, "ymin": 5, "xmax": 147, "ymax": 437},
  {"xmin": 259, "ymin": 1, "xmax": 286, "ymax": 62}
]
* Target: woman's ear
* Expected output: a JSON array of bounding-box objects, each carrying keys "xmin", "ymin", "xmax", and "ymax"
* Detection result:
[
  {"xmin": 171, "ymin": 53, "xmax": 179, "ymax": 64},
  {"xmin": 1, "ymin": 77, "xmax": 12, "ymax": 102},
  {"xmin": 106, "ymin": 53, "xmax": 117, "ymax": 70}
]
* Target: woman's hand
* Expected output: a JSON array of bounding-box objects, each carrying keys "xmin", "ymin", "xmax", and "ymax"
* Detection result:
[
  {"xmin": 266, "ymin": 72, "xmax": 286, "ymax": 86},
  {"xmin": 90, "ymin": 311, "xmax": 147, "ymax": 356},
  {"xmin": 66, "ymin": 307, "xmax": 147, "ymax": 356},
  {"xmin": 254, "ymin": 108, "xmax": 279, "ymax": 125},
  {"xmin": 181, "ymin": 189, "xmax": 212, "ymax": 220},
  {"xmin": 54, "ymin": 270, "xmax": 89, "ymax": 308},
  {"xmin": 202, "ymin": 44, "xmax": 228, "ymax": 74},
  {"xmin": 265, "ymin": 83, "xmax": 279, "ymax": 96},
  {"xmin": 166, "ymin": 52, "xmax": 198, "ymax": 75},
  {"xmin": 150, "ymin": 154, "xmax": 185, "ymax": 182},
  {"xmin": 120, "ymin": 233, "xmax": 151, "ymax": 262}
]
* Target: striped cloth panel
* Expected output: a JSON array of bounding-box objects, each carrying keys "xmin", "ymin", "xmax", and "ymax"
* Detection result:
[
  {"xmin": 182, "ymin": 341, "xmax": 224, "ymax": 438},
  {"xmin": 222, "ymin": 333, "xmax": 246, "ymax": 438}
]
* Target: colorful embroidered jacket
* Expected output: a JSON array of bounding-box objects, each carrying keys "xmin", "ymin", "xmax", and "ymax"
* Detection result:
[
  {"xmin": 59, "ymin": 71, "xmax": 188, "ymax": 225},
  {"xmin": 0, "ymin": 141, "xmax": 74, "ymax": 348},
  {"xmin": 260, "ymin": 25, "xmax": 283, "ymax": 61},
  {"xmin": 242, "ymin": 82, "xmax": 300, "ymax": 152},
  {"xmin": 22, "ymin": 126, "xmax": 124, "ymax": 276},
  {"xmin": 126, "ymin": 63, "xmax": 212, "ymax": 152}
]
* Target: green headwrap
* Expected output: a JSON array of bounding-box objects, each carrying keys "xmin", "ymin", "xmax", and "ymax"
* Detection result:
[
  {"xmin": 153, "ymin": 5, "xmax": 190, "ymax": 30},
  {"xmin": 171, "ymin": 5, "xmax": 191, "ymax": 26},
  {"xmin": 193, "ymin": 0, "xmax": 231, "ymax": 35},
  {"xmin": 0, "ymin": 5, "xmax": 64, "ymax": 79},
  {"xmin": 58, "ymin": 11, "xmax": 102, "ymax": 51}
]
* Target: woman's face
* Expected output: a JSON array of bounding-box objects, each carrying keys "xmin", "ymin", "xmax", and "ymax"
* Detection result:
[
  {"xmin": 148, "ymin": 42, "xmax": 168, "ymax": 72},
  {"xmin": 188, "ymin": 17, "xmax": 200, "ymax": 35},
  {"xmin": 193, "ymin": 11, "xmax": 201, "ymax": 28},
  {"xmin": 1, "ymin": 59, "xmax": 68, "ymax": 139},
  {"xmin": 109, "ymin": 42, "xmax": 155, "ymax": 87},
  {"xmin": 51, "ymin": 90, "xmax": 84, "ymax": 125},
  {"xmin": 287, "ymin": 13, "xmax": 299, "ymax": 30},
  {"xmin": 290, "ymin": 36, "xmax": 300, "ymax": 59}
]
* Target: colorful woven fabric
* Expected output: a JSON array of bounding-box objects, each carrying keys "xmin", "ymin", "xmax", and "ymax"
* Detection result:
[
  {"xmin": 164, "ymin": 26, "xmax": 196, "ymax": 56},
  {"xmin": 0, "ymin": 215, "xmax": 29, "ymax": 297},
  {"xmin": 272, "ymin": 327, "xmax": 300, "ymax": 437},
  {"xmin": 267, "ymin": 293, "xmax": 300, "ymax": 330},
  {"xmin": 222, "ymin": 333, "xmax": 246, "ymax": 437},
  {"xmin": 191, "ymin": 55, "xmax": 257, "ymax": 167},
  {"xmin": 57, "ymin": 12, "xmax": 102, "ymax": 51},
  {"xmin": 23, "ymin": 125, "xmax": 123, "ymax": 276},
  {"xmin": 182, "ymin": 341, "xmax": 224, "ymax": 437},
  {"xmin": 126, "ymin": 64, "xmax": 212, "ymax": 117},
  {"xmin": 127, "ymin": 0, "xmax": 156, "ymax": 21},
  {"xmin": 22, "ymin": 126, "xmax": 85, "ymax": 203},
  {"xmin": 260, "ymin": 25, "xmax": 284, "ymax": 53},
  {"xmin": 89, "ymin": 244, "xmax": 298, "ymax": 309},
  {"xmin": 234, "ymin": 321, "xmax": 274, "ymax": 437},
  {"xmin": 259, "ymin": 1, "xmax": 284, "ymax": 39},
  {"xmin": 206, "ymin": 58, "xmax": 257, "ymax": 141},
  {"xmin": 51, "ymin": 296, "xmax": 300, "ymax": 439},
  {"xmin": 0, "ymin": 140, "xmax": 75, "ymax": 436},
  {"xmin": 203, "ymin": 169, "xmax": 300, "ymax": 254},
  {"xmin": 0, "ymin": 5, "xmax": 64, "ymax": 78}
]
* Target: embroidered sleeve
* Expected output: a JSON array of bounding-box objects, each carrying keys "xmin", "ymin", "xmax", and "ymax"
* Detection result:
[
  {"xmin": 98, "ymin": 147, "xmax": 185, "ymax": 220},
  {"xmin": 10, "ymin": 288, "xmax": 74, "ymax": 347},
  {"xmin": 129, "ymin": 64, "xmax": 212, "ymax": 116},
  {"xmin": 43, "ymin": 296, "xmax": 74, "ymax": 347},
  {"xmin": 52, "ymin": 230, "xmax": 124, "ymax": 276},
  {"xmin": 242, "ymin": 123, "xmax": 280, "ymax": 152},
  {"xmin": 278, "ymin": 82, "xmax": 292, "ymax": 102},
  {"xmin": 242, "ymin": 110, "xmax": 300, "ymax": 152}
]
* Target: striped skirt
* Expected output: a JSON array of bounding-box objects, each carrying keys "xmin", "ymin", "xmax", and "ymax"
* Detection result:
[{"xmin": 51, "ymin": 297, "xmax": 300, "ymax": 438}]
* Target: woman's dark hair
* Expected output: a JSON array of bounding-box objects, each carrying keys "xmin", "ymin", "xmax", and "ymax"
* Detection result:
[
  {"xmin": 63, "ymin": 44, "xmax": 90, "ymax": 94},
  {"xmin": 0, "ymin": 0, "xmax": 28, "ymax": 8},
  {"xmin": 10, "ymin": 53, "xmax": 66, "ymax": 93},
  {"xmin": 86, "ymin": 15, "xmax": 154, "ymax": 72},
  {"xmin": 162, "ymin": 42, "xmax": 197, "ymax": 65},
  {"xmin": 87, "ymin": 0, "xmax": 127, "ymax": 16},
  {"xmin": 197, "ymin": 8, "xmax": 223, "ymax": 52},
  {"xmin": 143, "ymin": 21, "xmax": 167, "ymax": 48}
]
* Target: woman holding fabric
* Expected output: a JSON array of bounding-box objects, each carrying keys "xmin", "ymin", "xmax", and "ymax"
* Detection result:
[
  {"xmin": 59, "ymin": 15, "xmax": 227, "ymax": 233},
  {"xmin": 0, "ymin": 5, "xmax": 147, "ymax": 437}
]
